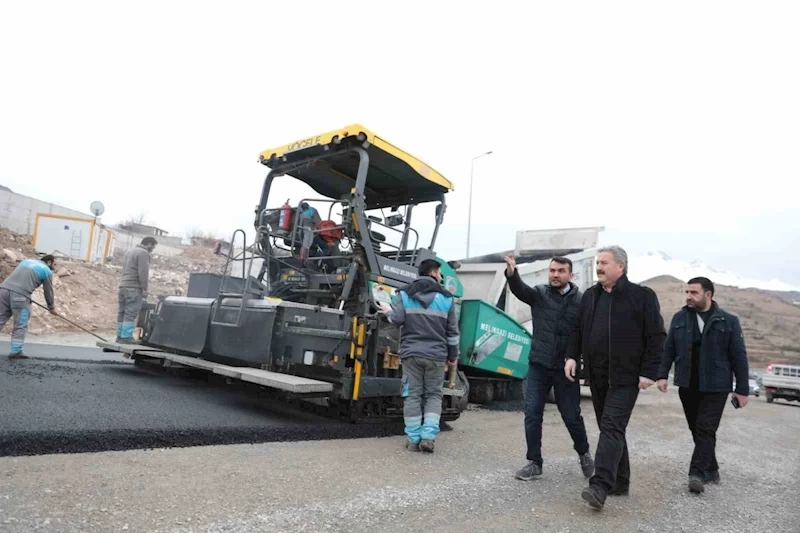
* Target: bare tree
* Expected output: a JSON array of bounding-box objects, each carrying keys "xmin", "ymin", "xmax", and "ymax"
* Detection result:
[
  {"xmin": 120, "ymin": 212, "xmax": 149, "ymax": 229},
  {"xmin": 185, "ymin": 227, "xmax": 223, "ymax": 247}
]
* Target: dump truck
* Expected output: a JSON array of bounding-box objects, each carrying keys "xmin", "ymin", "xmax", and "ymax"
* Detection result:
[{"xmin": 99, "ymin": 124, "xmax": 539, "ymax": 421}]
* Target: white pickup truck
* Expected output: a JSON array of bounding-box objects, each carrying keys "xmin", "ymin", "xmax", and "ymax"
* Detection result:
[{"xmin": 762, "ymin": 363, "xmax": 800, "ymax": 404}]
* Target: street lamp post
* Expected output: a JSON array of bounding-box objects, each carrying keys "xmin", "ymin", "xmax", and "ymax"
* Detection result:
[{"xmin": 466, "ymin": 150, "xmax": 493, "ymax": 258}]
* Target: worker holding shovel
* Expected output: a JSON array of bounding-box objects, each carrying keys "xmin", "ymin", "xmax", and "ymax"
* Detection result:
[{"xmin": 0, "ymin": 255, "xmax": 58, "ymax": 359}]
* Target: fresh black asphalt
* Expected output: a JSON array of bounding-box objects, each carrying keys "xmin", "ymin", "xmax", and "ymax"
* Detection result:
[
  {"xmin": 0, "ymin": 345, "xmax": 404, "ymax": 457},
  {"xmin": 0, "ymin": 341, "xmax": 134, "ymax": 364}
]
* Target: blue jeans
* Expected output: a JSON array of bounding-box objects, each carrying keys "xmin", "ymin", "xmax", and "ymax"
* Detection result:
[{"xmin": 524, "ymin": 363, "xmax": 590, "ymax": 466}]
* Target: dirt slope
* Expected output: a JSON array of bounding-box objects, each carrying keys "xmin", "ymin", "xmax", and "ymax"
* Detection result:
[
  {"xmin": 642, "ymin": 275, "xmax": 800, "ymax": 366},
  {"xmin": 0, "ymin": 228, "xmax": 224, "ymax": 336}
]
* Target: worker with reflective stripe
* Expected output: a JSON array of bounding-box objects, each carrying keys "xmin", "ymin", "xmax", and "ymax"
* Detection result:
[
  {"xmin": 379, "ymin": 259, "xmax": 459, "ymax": 454},
  {"xmin": 117, "ymin": 237, "xmax": 156, "ymax": 344},
  {"xmin": 0, "ymin": 255, "xmax": 58, "ymax": 359}
]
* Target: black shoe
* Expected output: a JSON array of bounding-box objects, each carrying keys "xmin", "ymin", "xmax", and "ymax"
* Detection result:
[
  {"xmin": 117, "ymin": 338, "xmax": 141, "ymax": 345},
  {"xmin": 8, "ymin": 353, "xmax": 28, "ymax": 359},
  {"xmin": 689, "ymin": 475, "xmax": 705, "ymax": 494},
  {"xmin": 609, "ymin": 484, "xmax": 630, "ymax": 496},
  {"xmin": 579, "ymin": 452, "xmax": 595, "ymax": 478},
  {"xmin": 515, "ymin": 462, "xmax": 543, "ymax": 481},
  {"xmin": 581, "ymin": 485, "xmax": 605, "ymax": 510},
  {"xmin": 704, "ymin": 470, "xmax": 720, "ymax": 484},
  {"xmin": 419, "ymin": 439, "xmax": 435, "ymax": 453}
]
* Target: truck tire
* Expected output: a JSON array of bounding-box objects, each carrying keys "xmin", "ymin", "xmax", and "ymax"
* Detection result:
[
  {"xmin": 470, "ymin": 381, "xmax": 494, "ymax": 405},
  {"xmin": 449, "ymin": 371, "xmax": 471, "ymax": 413},
  {"xmin": 481, "ymin": 383, "xmax": 494, "ymax": 404},
  {"xmin": 508, "ymin": 379, "xmax": 525, "ymax": 401},
  {"xmin": 766, "ymin": 391, "xmax": 774, "ymax": 403},
  {"xmin": 494, "ymin": 381, "xmax": 511, "ymax": 402}
]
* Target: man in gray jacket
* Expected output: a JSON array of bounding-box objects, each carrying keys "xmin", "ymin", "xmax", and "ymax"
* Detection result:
[
  {"xmin": 0, "ymin": 255, "xmax": 58, "ymax": 358},
  {"xmin": 117, "ymin": 237, "xmax": 156, "ymax": 343},
  {"xmin": 379, "ymin": 259, "xmax": 459, "ymax": 454}
]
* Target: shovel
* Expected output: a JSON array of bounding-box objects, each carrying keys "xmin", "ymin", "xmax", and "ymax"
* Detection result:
[{"xmin": 447, "ymin": 361, "xmax": 458, "ymax": 388}]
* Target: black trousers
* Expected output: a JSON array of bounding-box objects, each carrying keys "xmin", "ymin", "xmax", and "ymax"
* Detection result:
[
  {"xmin": 589, "ymin": 379, "xmax": 640, "ymax": 494},
  {"xmin": 678, "ymin": 388, "xmax": 728, "ymax": 477}
]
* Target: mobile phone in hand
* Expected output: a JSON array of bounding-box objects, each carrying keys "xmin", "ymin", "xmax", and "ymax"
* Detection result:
[{"xmin": 731, "ymin": 396, "xmax": 740, "ymax": 409}]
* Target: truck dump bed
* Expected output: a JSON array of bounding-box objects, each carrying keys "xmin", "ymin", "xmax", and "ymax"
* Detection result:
[{"xmin": 456, "ymin": 227, "xmax": 603, "ymax": 329}]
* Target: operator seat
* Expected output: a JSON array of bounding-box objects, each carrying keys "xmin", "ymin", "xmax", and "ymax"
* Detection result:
[{"xmin": 367, "ymin": 216, "xmax": 386, "ymax": 253}]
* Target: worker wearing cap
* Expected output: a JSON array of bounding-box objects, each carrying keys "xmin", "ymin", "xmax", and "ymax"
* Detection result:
[
  {"xmin": 117, "ymin": 237, "xmax": 156, "ymax": 344},
  {"xmin": 0, "ymin": 255, "xmax": 58, "ymax": 359},
  {"xmin": 378, "ymin": 259, "xmax": 459, "ymax": 454}
]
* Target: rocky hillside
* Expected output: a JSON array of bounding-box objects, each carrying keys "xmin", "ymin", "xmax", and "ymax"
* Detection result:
[
  {"xmin": 760, "ymin": 289, "xmax": 800, "ymax": 306},
  {"xmin": 642, "ymin": 275, "xmax": 800, "ymax": 367},
  {"xmin": 0, "ymin": 228, "xmax": 225, "ymax": 336}
]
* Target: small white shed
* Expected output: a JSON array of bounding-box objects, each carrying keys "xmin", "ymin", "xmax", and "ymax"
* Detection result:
[{"xmin": 32, "ymin": 213, "xmax": 115, "ymax": 263}]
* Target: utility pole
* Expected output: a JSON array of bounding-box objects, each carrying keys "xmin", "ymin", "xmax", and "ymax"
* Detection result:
[{"xmin": 466, "ymin": 150, "xmax": 493, "ymax": 258}]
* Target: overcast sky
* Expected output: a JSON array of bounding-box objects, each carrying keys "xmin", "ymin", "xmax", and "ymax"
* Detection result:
[{"xmin": 2, "ymin": 2, "xmax": 798, "ymax": 284}]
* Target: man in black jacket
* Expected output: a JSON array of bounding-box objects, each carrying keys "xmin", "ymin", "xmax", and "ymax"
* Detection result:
[
  {"xmin": 657, "ymin": 277, "xmax": 749, "ymax": 494},
  {"xmin": 565, "ymin": 245, "xmax": 666, "ymax": 511},
  {"xmin": 504, "ymin": 255, "xmax": 593, "ymax": 481}
]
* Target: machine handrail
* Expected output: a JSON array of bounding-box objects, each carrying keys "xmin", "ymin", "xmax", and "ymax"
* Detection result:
[{"xmin": 364, "ymin": 217, "xmax": 420, "ymax": 263}]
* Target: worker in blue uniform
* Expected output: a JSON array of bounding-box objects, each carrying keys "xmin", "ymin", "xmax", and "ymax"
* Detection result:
[{"xmin": 0, "ymin": 255, "xmax": 58, "ymax": 358}]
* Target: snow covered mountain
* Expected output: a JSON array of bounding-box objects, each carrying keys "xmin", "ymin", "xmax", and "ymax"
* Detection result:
[{"xmin": 628, "ymin": 251, "xmax": 800, "ymax": 293}]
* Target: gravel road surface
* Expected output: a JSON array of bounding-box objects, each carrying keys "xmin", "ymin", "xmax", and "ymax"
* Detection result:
[
  {"xmin": 1, "ymin": 383, "xmax": 797, "ymax": 533},
  {"xmin": 0, "ymin": 356, "xmax": 402, "ymax": 457}
]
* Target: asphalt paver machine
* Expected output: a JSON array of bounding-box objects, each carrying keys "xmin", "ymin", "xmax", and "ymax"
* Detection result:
[{"xmin": 109, "ymin": 125, "xmax": 472, "ymax": 422}]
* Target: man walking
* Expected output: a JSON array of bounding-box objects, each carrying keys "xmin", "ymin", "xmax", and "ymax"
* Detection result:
[
  {"xmin": 565, "ymin": 245, "xmax": 665, "ymax": 510},
  {"xmin": 117, "ymin": 237, "xmax": 156, "ymax": 344},
  {"xmin": 657, "ymin": 277, "xmax": 749, "ymax": 494},
  {"xmin": 379, "ymin": 259, "xmax": 459, "ymax": 454},
  {"xmin": 0, "ymin": 255, "xmax": 58, "ymax": 358},
  {"xmin": 504, "ymin": 254, "xmax": 593, "ymax": 480}
]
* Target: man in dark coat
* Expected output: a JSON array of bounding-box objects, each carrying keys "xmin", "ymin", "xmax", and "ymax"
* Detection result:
[
  {"xmin": 504, "ymin": 255, "xmax": 593, "ymax": 481},
  {"xmin": 657, "ymin": 277, "xmax": 749, "ymax": 494},
  {"xmin": 565, "ymin": 245, "xmax": 666, "ymax": 511}
]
